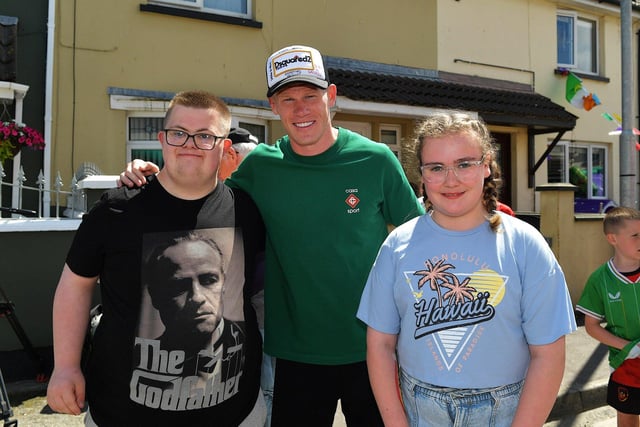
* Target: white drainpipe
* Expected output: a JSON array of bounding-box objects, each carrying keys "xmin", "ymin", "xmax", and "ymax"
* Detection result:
[{"xmin": 43, "ymin": 0, "xmax": 56, "ymax": 216}]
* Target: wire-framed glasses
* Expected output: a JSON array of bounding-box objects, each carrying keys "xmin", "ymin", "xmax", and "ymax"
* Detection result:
[
  {"xmin": 163, "ymin": 129, "xmax": 226, "ymax": 150},
  {"xmin": 419, "ymin": 155, "xmax": 486, "ymax": 184}
]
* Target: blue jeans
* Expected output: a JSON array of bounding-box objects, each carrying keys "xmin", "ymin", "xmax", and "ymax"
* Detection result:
[
  {"xmin": 252, "ymin": 290, "xmax": 275, "ymax": 427},
  {"xmin": 261, "ymin": 348, "xmax": 275, "ymax": 426},
  {"xmin": 399, "ymin": 369, "xmax": 523, "ymax": 427}
]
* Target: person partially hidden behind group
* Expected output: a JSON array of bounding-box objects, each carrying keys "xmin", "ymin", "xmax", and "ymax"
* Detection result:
[{"xmin": 219, "ymin": 127, "xmax": 258, "ymax": 181}]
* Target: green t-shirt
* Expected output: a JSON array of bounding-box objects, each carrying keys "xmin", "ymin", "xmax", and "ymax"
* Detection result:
[
  {"xmin": 227, "ymin": 127, "xmax": 423, "ymax": 364},
  {"xmin": 577, "ymin": 259, "xmax": 640, "ymax": 365}
]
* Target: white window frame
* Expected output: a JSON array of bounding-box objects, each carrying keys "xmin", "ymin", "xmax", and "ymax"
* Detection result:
[
  {"xmin": 379, "ymin": 124, "xmax": 402, "ymax": 161},
  {"xmin": 126, "ymin": 112, "xmax": 164, "ymax": 164},
  {"xmin": 150, "ymin": 0, "xmax": 252, "ymax": 19},
  {"xmin": 231, "ymin": 116, "xmax": 268, "ymax": 144},
  {"xmin": 557, "ymin": 10, "xmax": 599, "ymax": 75},
  {"xmin": 126, "ymin": 111, "xmax": 269, "ymax": 164},
  {"xmin": 547, "ymin": 141, "xmax": 609, "ymax": 199}
]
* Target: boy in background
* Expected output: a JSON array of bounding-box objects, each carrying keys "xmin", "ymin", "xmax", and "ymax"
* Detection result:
[{"xmin": 577, "ymin": 206, "xmax": 640, "ymax": 427}]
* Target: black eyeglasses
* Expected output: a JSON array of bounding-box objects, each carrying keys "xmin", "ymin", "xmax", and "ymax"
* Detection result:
[{"xmin": 163, "ymin": 129, "xmax": 226, "ymax": 150}]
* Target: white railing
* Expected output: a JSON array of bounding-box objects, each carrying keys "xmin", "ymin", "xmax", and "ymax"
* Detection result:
[
  {"xmin": 0, "ymin": 163, "xmax": 86, "ymax": 219},
  {"xmin": 0, "ymin": 163, "xmax": 88, "ymax": 232}
]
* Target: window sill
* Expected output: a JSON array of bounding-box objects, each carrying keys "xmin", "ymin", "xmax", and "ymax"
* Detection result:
[
  {"xmin": 554, "ymin": 68, "xmax": 610, "ymax": 83},
  {"xmin": 140, "ymin": 3, "xmax": 262, "ymax": 28},
  {"xmin": 0, "ymin": 218, "xmax": 81, "ymax": 232}
]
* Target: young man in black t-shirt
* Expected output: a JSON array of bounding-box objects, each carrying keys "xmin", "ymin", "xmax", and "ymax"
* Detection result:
[{"xmin": 47, "ymin": 90, "xmax": 265, "ymax": 426}]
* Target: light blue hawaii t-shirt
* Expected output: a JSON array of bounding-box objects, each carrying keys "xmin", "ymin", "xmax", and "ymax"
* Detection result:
[{"xmin": 357, "ymin": 213, "xmax": 576, "ymax": 388}]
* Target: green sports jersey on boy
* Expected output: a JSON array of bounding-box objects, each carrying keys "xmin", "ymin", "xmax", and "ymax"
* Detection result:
[
  {"xmin": 577, "ymin": 259, "xmax": 640, "ymax": 365},
  {"xmin": 227, "ymin": 127, "xmax": 424, "ymax": 364}
]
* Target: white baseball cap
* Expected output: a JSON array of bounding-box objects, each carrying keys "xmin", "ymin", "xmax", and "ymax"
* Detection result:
[{"xmin": 266, "ymin": 45, "xmax": 329, "ymax": 97}]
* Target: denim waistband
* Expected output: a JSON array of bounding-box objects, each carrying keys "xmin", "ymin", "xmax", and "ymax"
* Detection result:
[{"xmin": 400, "ymin": 369, "xmax": 524, "ymax": 404}]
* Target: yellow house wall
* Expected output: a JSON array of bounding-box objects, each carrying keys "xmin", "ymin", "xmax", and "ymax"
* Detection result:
[
  {"xmin": 568, "ymin": 218, "xmax": 613, "ymax": 303},
  {"xmin": 52, "ymin": 0, "xmax": 440, "ymax": 178},
  {"xmin": 437, "ymin": 0, "xmax": 639, "ymax": 211},
  {"xmin": 265, "ymin": 1, "xmax": 437, "ymax": 69},
  {"xmin": 437, "ymin": 0, "xmax": 540, "ymax": 85},
  {"xmin": 532, "ymin": 12, "xmax": 628, "ymax": 209},
  {"xmin": 51, "ymin": 0, "xmax": 638, "ymax": 212},
  {"xmin": 436, "ymin": 0, "xmax": 557, "ymax": 211},
  {"xmin": 54, "ymin": 1, "xmax": 269, "ymax": 177},
  {"xmin": 538, "ymin": 185, "xmax": 613, "ymax": 306}
]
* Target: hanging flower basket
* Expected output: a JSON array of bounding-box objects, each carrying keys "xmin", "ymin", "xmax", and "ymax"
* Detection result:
[{"xmin": 0, "ymin": 120, "xmax": 46, "ymax": 167}]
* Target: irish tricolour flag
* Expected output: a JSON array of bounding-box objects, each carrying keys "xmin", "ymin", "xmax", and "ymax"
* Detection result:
[{"xmin": 565, "ymin": 72, "xmax": 600, "ymax": 111}]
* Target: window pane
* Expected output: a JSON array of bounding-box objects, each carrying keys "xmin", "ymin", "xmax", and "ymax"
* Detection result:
[
  {"xmin": 204, "ymin": 0, "xmax": 247, "ymax": 13},
  {"xmin": 238, "ymin": 122, "xmax": 265, "ymax": 144},
  {"xmin": 380, "ymin": 129, "xmax": 398, "ymax": 145},
  {"xmin": 132, "ymin": 149, "xmax": 164, "ymax": 169},
  {"xmin": 577, "ymin": 18, "xmax": 597, "ymax": 73},
  {"xmin": 569, "ymin": 147, "xmax": 588, "ymax": 198},
  {"xmin": 129, "ymin": 117, "xmax": 164, "ymax": 141},
  {"xmin": 557, "ymin": 15, "xmax": 574, "ymax": 66},
  {"xmin": 591, "ymin": 147, "xmax": 606, "ymax": 197},
  {"xmin": 547, "ymin": 145, "xmax": 566, "ymax": 183}
]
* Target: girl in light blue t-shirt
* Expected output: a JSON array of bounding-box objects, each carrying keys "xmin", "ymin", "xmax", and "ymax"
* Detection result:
[{"xmin": 357, "ymin": 111, "xmax": 576, "ymax": 427}]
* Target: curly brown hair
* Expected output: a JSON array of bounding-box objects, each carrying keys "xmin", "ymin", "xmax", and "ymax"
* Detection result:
[{"xmin": 414, "ymin": 111, "xmax": 504, "ymax": 231}]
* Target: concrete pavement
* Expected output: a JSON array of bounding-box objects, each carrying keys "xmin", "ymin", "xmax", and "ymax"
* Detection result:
[{"xmin": 545, "ymin": 318, "xmax": 616, "ymax": 426}]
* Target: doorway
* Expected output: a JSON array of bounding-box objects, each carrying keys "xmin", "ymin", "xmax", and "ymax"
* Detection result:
[{"xmin": 491, "ymin": 132, "xmax": 512, "ymax": 208}]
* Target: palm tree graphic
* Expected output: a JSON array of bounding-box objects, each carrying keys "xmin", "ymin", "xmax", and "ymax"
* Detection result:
[
  {"xmin": 413, "ymin": 259, "xmax": 456, "ymax": 308},
  {"xmin": 441, "ymin": 275, "xmax": 476, "ymax": 305}
]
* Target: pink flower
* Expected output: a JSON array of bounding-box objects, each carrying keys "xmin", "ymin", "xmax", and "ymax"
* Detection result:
[{"xmin": 0, "ymin": 120, "xmax": 46, "ymax": 165}]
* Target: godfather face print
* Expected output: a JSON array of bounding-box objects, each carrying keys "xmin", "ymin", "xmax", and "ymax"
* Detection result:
[{"xmin": 132, "ymin": 228, "xmax": 247, "ymax": 410}]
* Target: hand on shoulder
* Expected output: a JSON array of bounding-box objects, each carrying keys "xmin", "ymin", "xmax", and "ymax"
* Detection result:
[{"xmin": 117, "ymin": 159, "xmax": 159, "ymax": 188}]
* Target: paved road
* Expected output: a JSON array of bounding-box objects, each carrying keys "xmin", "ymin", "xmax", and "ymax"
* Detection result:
[{"xmin": 5, "ymin": 394, "xmax": 84, "ymax": 427}]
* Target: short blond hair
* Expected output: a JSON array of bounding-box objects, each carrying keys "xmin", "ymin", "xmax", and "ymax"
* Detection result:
[
  {"xmin": 164, "ymin": 90, "xmax": 231, "ymax": 134},
  {"xmin": 603, "ymin": 206, "xmax": 640, "ymax": 234}
]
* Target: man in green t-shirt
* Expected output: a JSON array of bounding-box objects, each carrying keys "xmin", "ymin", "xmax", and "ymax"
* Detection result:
[{"xmin": 120, "ymin": 45, "xmax": 423, "ymax": 427}]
